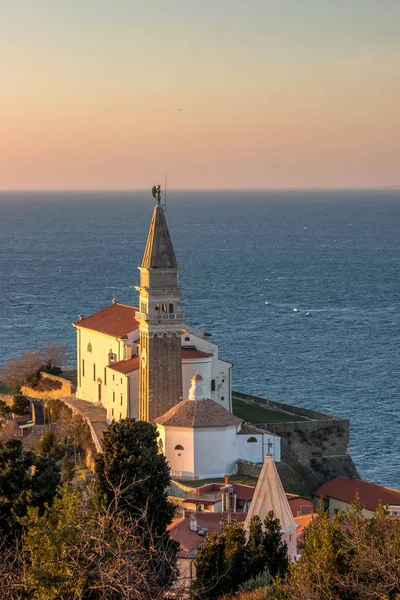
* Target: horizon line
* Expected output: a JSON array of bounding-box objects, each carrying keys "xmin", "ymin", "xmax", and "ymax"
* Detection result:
[{"xmin": 1, "ymin": 185, "xmax": 400, "ymax": 193}]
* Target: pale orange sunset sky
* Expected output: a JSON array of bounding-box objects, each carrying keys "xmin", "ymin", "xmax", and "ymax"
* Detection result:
[{"xmin": 1, "ymin": 0, "xmax": 400, "ymax": 190}]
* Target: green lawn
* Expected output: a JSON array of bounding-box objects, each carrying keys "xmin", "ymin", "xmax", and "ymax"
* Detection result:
[
  {"xmin": 0, "ymin": 381, "xmax": 11, "ymax": 394},
  {"xmin": 232, "ymin": 397, "xmax": 307, "ymax": 424}
]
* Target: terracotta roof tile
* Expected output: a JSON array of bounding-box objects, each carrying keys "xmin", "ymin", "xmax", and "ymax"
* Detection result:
[
  {"xmin": 169, "ymin": 512, "xmax": 247, "ymax": 557},
  {"xmin": 73, "ymin": 303, "xmax": 139, "ymax": 337},
  {"xmin": 294, "ymin": 514, "xmax": 317, "ymax": 539},
  {"xmin": 108, "ymin": 357, "xmax": 140, "ymax": 374},
  {"xmin": 181, "ymin": 349, "xmax": 213, "ymax": 359},
  {"xmin": 315, "ymin": 477, "xmax": 400, "ymax": 512},
  {"xmin": 237, "ymin": 423, "xmax": 269, "ymax": 436},
  {"xmin": 154, "ymin": 398, "xmax": 242, "ymax": 428}
]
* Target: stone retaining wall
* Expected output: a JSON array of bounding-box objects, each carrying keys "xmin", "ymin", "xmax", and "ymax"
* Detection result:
[{"xmin": 22, "ymin": 373, "xmax": 75, "ymax": 400}]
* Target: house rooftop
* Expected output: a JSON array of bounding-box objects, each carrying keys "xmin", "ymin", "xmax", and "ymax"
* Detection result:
[
  {"xmin": 154, "ymin": 398, "xmax": 242, "ymax": 428},
  {"xmin": 108, "ymin": 356, "xmax": 140, "ymax": 374},
  {"xmin": 315, "ymin": 476, "xmax": 400, "ymax": 512},
  {"xmin": 73, "ymin": 303, "xmax": 139, "ymax": 338}
]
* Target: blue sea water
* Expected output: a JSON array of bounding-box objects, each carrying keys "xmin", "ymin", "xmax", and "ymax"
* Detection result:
[{"xmin": 0, "ymin": 190, "xmax": 399, "ymax": 488}]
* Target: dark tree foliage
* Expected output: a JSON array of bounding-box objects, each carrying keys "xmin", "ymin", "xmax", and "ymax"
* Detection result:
[
  {"xmin": 95, "ymin": 418, "xmax": 174, "ymax": 535},
  {"xmin": 11, "ymin": 394, "xmax": 30, "ymax": 416},
  {"xmin": 95, "ymin": 419, "xmax": 177, "ymax": 588},
  {"xmin": 262, "ymin": 511, "xmax": 289, "ymax": 578},
  {"xmin": 192, "ymin": 514, "xmax": 288, "ymax": 599},
  {"xmin": 0, "ymin": 439, "xmax": 60, "ymax": 542}
]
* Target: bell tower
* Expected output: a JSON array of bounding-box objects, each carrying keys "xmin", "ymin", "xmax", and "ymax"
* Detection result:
[{"xmin": 136, "ymin": 187, "xmax": 184, "ymax": 421}]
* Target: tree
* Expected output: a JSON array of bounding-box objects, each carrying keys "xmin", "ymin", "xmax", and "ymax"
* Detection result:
[
  {"xmin": 23, "ymin": 483, "xmax": 178, "ymax": 600},
  {"xmin": 0, "ymin": 400, "xmax": 10, "ymax": 418},
  {"xmin": 42, "ymin": 344, "xmax": 68, "ymax": 374},
  {"xmin": 0, "ymin": 439, "xmax": 60, "ymax": 542},
  {"xmin": 277, "ymin": 500, "xmax": 400, "ymax": 600},
  {"xmin": 95, "ymin": 419, "xmax": 174, "ymax": 535},
  {"xmin": 0, "ymin": 351, "xmax": 42, "ymax": 392},
  {"xmin": 262, "ymin": 511, "xmax": 288, "ymax": 578},
  {"xmin": 193, "ymin": 514, "xmax": 288, "ymax": 599},
  {"xmin": 11, "ymin": 394, "xmax": 30, "ymax": 416},
  {"xmin": 95, "ymin": 419, "xmax": 177, "ymax": 588}
]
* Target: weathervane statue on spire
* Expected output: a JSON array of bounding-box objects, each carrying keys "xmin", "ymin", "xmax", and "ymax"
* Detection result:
[{"xmin": 152, "ymin": 185, "xmax": 162, "ymax": 206}]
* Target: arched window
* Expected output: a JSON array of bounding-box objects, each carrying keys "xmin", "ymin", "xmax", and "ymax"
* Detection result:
[
  {"xmin": 158, "ymin": 438, "xmax": 164, "ymax": 451},
  {"xmin": 184, "ymin": 336, "xmax": 190, "ymax": 342},
  {"xmin": 87, "ymin": 342, "xmax": 92, "ymax": 352},
  {"xmin": 155, "ymin": 303, "xmax": 160, "ymax": 314},
  {"xmin": 175, "ymin": 444, "xmax": 184, "ymax": 451},
  {"xmin": 247, "ymin": 437, "xmax": 257, "ymax": 443},
  {"xmin": 162, "ymin": 303, "xmax": 167, "ymax": 313},
  {"xmin": 169, "ymin": 303, "xmax": 174, "ymax": 313}
]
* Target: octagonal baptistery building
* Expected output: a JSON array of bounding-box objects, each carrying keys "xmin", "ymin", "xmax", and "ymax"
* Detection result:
[{"xmin": 155, "ymin": 374, "xmax": 281, "ymax": 480}]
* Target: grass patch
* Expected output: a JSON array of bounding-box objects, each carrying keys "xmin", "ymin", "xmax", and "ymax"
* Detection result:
[
  {"xmin": 232, "ymin": 397, "xmax": 308, "ymax": 424},
  {"xmin": 0, "ymin": 381, "xmax": 11, "ymax": 394},
  {"xmin": 177, "ymin": 474, "xmax": 258, "ymax": 488}
]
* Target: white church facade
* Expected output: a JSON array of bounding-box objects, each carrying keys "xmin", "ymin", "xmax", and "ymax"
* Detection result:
[{"xmin": 73, "ymin": 189, "xmax": 281, "ymax": 478}]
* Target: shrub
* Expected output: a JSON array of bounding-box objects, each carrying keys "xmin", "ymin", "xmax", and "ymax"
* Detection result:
[{"xmin": 11, "ymin": 394, "xmax": 30, "ymax": 415}]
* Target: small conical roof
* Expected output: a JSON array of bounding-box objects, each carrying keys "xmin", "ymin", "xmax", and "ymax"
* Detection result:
[
  {"xmin": 141, "ymin": 205, "xmax": 178, "ymax": 269},
  {"xmin": 244, "ymin": 455, "xmax": 297, "ymax": 535}
]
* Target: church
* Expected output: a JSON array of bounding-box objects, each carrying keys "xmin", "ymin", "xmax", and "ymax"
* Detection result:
[{"xmin": 73, "ymin": 189, "xmax": 281, "ymax": 479}]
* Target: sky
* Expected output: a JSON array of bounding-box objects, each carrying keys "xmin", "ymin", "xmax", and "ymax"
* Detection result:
[{"xmin": 1, "ymin": 0, "xmax": 400, "ymax": 190}]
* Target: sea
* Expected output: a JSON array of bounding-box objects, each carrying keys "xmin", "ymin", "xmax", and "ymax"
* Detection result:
[{"xmin": 0, "ymin": 189, "xmax": 399, "ymax": 488}]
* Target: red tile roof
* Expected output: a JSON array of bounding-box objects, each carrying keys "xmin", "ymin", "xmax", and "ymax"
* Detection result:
[
  {"xmin": 154, "ymin": 398, "xmax": 242, "ymax": 428},
  {"xmin": 108, "ymin": 357, "xmax": 140, "ymax": 374},
  {"xmin": 169, "ymin": 512, "xmax": 247, "ymax": 557},
  {"xmin": 315, "ymin": 477, "xmax": 400, "ymax": 512},
  {"xmin": 237, "ymin": 423, "xmax": 268, "ymax": 436},
  {"xmin": 73, "ymin": 303, "xmax": 139, "ymax": 338},
  {"xmin": 294, "ymin": 514, "xmax": 317, "ymax": 539},
  {"xmin": 181, "ymin": 349, "xmax": 213, "ymax": 359}
]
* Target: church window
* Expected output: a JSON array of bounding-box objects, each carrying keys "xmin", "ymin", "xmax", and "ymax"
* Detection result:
[
  {"xmin": 155, "ymin": 303, "xmax": 160, "ymax": 314},
  {"xmin": 112, "ymin": 374, "xmax": 115, "ymax": 381},
  {"xmin": 87, "ymin": 342, "xmax": 92, "ymax": 352},
  {"xmin": 175, "ymin": 444, "xmax": 184, "ymax": 451},
  {"xmin": 93, "ymin": 364, "xmax": 96, "ymax": 381},
  {"xmin": 119, "ymin": 412, "xmax": 122, "ymax": 420},
  {"xmin": 113, "ymin": 392, "xmax": 115, "ymax": 403},
  {"xmin": 169, "ymin": 303, "xmax": 174, "ymax": 313},
  {"xmin": 211, "ymin": 379, "xmax": 216, "ymax": 392},
  {"xmin": 184, "ymin": 336, "xmax": 190, "ymax": 342},
  {"xmin": 112, "ymin": 408, "xmax": 114, "ymax": 417},
  {"xmin": 120, "ymin": 394, "xmax": 123, "ymax": 405},
  {"xmin": 120, "ymin": 378, "xmax": 123, "ymax": 384},
  {"xmin": 158, "ymin": 438, "xmax": 163, "ymax": 451},
  {"xmin": 104, "ymin": 368, "xmax": 107, "ymax": 385},
  {"xmin": 108, "ymin": 352, "xmax": 117, "ymax": 364},
  {"xmin": 247, "ymin": 437, "xmax": 257, "ymax": 443},
  {"xmin": 82, "ymin": 360, "xmax": 85, "ymax": 377},
  {"xmin": 162, "ymin": 303, "xmax": 167, "ymax": 313},
  {"xmin": 221, "ymin": 396, "xmax": 225, "ymax": 401}
]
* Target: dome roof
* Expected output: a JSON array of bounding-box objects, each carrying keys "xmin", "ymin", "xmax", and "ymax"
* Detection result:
[{"xmin": 154, "ymin": 398, "xmax": 242, "ymax": 428}]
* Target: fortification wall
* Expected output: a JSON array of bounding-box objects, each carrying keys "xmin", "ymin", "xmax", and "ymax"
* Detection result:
[
  {"xmin": 234, "ymin": 390, "xmax": 359, "ymax": 496},
  {"xmin": 21, "ymin": 373, "xmax": 75, "ymax": 400}
]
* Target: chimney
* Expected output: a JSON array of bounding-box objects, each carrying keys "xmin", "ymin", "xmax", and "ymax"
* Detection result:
[
  {"xmin": 189, "ymin": 515, "xmax": 197, "ymax": 532},
  {"xmin": 224, "ymin": 474, "xmax": 229, "ymax": 485}
]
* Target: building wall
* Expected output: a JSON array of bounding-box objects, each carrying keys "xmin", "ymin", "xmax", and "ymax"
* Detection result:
[
  {"xmin": 193, "ymin": 426, "xmax": 238, "ymax": 479},
  {"xmin": 327, "ymin": 497, "xmax": 374, "ymax": 519},
  {"xmin": 159, "ymin": 425, "xmax": 195, "ymax": 479},
  {"xmin": 76, "ymin": 328, "xmax": 122, "ymax": 403},
  {"xmin": 236, "ymin": 432, "xmax": 281, "ymax": 464},
  {"xmin": 104, "ymin": 369, "xmax": 129, "ymax": 422},
  {"xmin": 182, "ymin": 330, "xmax": 232, "ymax": 409},
  {"xmin": 182, "ymin": 358, "xmax": 212, "ymax": 399}
]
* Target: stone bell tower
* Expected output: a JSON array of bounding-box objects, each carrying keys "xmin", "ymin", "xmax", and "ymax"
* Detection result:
[{"xmin": 136, "ymin": 187, "xmax": 184, "ymax": 422}]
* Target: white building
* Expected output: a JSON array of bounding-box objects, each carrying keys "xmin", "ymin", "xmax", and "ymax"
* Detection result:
[{"xmin": 155, "ymin": 373, "xmax": 280, "ymax": 479}]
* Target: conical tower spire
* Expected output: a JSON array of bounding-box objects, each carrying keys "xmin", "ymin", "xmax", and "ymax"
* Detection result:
[
  {"xmin": 141, "ymin": 205, "xmax": 178, "ymax": 269},
  {"xmin": 244, "ymin": 455, "xmax": 298, "ymax": 558}
]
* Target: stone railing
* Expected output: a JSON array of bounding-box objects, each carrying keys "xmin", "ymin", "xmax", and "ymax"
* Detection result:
[{"xmin": 135, "ymin": 312, "xmax": 185, "ymax": 322}]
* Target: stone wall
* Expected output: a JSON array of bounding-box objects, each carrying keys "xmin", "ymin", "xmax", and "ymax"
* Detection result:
[
  {"xmin": 234, "ymin": 390, "xmax": 359, "ymax": 496},
  {"xmin": 237, "ymin": 459, "xmax": 262, "ymax": 479},
  {"xmin": 21, "ymin": 373, "xmax": 75, "ymax": 400}
]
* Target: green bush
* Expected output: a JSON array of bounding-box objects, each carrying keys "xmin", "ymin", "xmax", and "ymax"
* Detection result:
[{"xmin": 11, "ymin": 394, "xmax": 30, "ymax": 415}]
